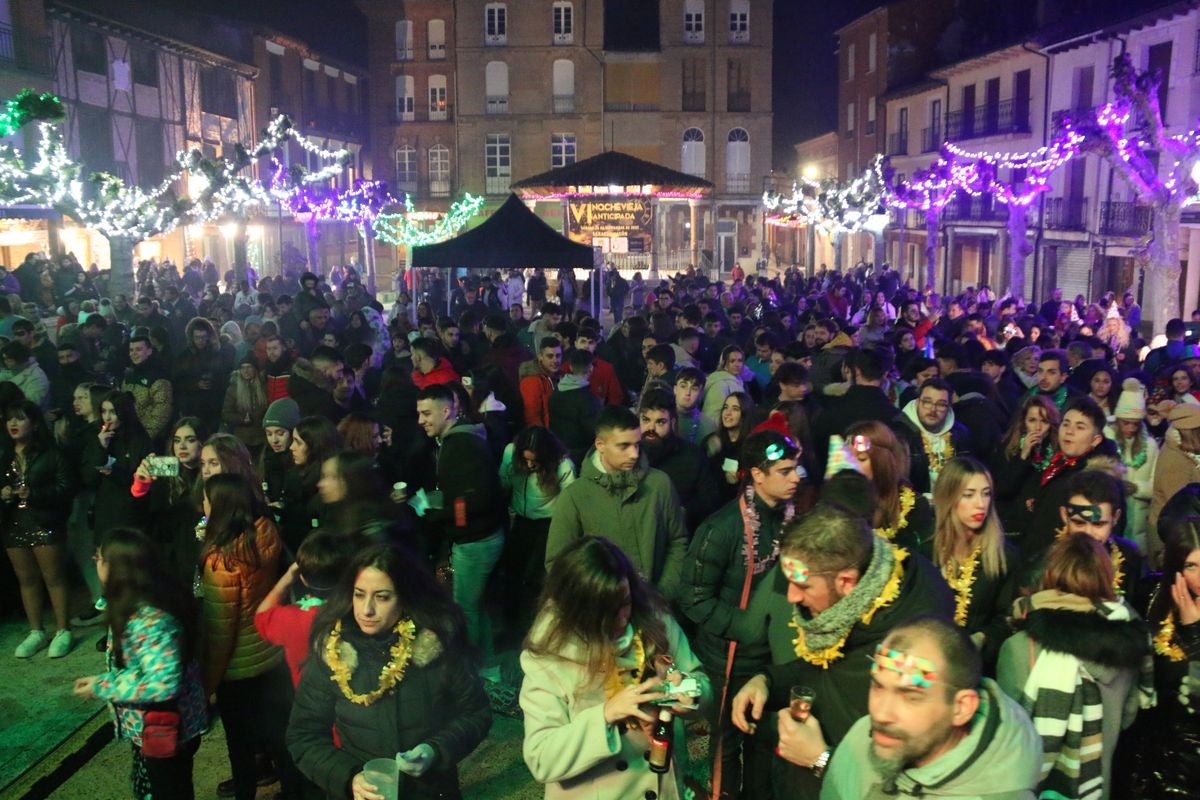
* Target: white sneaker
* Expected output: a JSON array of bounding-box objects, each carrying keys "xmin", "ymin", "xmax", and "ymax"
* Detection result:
[
  {"xmin": 14, "ymin": 629, "xmax": 47, "ymax": 658},
  {"xmin": 48, "ymin": 629, "xmax": 72, "ymax": 659}
]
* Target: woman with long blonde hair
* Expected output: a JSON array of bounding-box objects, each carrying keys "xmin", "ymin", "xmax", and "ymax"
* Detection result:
[
  {"xmin": 843, "ymin": 420, "xmax": 933, "ymax": 558},
  {"xmin": 932, "ymin": 457, "xmax": 1017, "ymax": 667}
]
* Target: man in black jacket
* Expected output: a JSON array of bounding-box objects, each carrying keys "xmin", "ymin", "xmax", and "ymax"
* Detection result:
[
  {"xmin": 416, "ymin": 383, "xmax": 506, "ymax": 680},
  {"xmin": 729, "ymin": 503, "xmax": 954, "ymax": 799},
  {"xmin": 548, "ymin": 349, "xmax": 602, "ymax": 467},
  {"xmin": 812, "ymin": 347, "xmax": 896, "ymax": 481},
  {"xmin": 679, "ymin": 430, "xmax": 801, "ymax": 800},
  {"xmin": 287, "ymin": 345, "xmax": 344, "ymax": 423},
  {"xmin": 638, "ymin": 387, "xmax": 720, "ymax": 532}
]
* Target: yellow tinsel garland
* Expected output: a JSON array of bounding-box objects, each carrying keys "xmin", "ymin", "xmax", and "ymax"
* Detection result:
[
  {"xmin": 921, "ymin": 432, "xmax": 954, "ymax": 477},
  {"xmin": 602, "ymin": 630, "xmax": 646, "ymax": 700},
  {"xmin": 943, "ymin": 546, "xmax": 982, "ymax": 628},
  {"xmin": 325, "ymin": 618, "xmax": 417, "ymax": 706},
  {"xmin": 788, "ymin": 546, "xmax": 909, "ymax": 669},
  {"xmin": 875, "ymin": 486, "xmax": 916, "ymax": 541},
  {"xmin": 1154, "ymin": 611, "xmax": 1187, "ymax": 662}
]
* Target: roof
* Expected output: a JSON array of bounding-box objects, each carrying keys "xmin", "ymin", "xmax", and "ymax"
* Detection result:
[
  {"xmin": 1039, "ymin": 0, "xmax": 1196, "ymax": 52},
  {"xmin": 410, "ymin": 194, "xmax": 595, "ymax": 271},
  {"xmin": 511, "ymin": 150, "xmax": 714, "ymax": 198}
]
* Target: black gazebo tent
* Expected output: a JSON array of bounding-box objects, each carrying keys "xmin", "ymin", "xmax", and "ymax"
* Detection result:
[{"xmin": 410, "ymin": 193, "xmax": 594, "ymax": 269}]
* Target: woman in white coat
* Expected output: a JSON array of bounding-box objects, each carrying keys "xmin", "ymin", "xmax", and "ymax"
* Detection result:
[
  {"xmin": 1109, "ymin": 378, "xmax": 1159, "ymax": 555},
  {"xmin": 521, "ymin": 537, "xmax": 711, "ymax": 800}
]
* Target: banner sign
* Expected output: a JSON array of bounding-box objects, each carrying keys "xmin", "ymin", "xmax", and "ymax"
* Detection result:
[{"xmin": 566, "ymin": 198, "xmax": 653, "ymax": 251}]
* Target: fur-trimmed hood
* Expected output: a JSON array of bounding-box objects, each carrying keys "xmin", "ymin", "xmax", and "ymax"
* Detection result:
[
  {"xmin": 1019, "ymin": 600, "xmax": 1150, "ymax": 672},
  {"xmin": 290, "ymin": 357, "xmax": 334, "ymax": 392},
  {"xmin": 319, "ymin": 625, "xmax": 444, "ymax": 673}
]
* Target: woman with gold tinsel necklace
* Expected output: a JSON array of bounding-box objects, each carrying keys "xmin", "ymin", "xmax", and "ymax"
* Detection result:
[
  {"xmin": 932, "ymin": 457, "xmax": 1017, "ymax": 671},
  {"xmin": 1126, "ymin": 520, "xmax": 1200, "ymax": 799},
  {"xmin": 287, "ymin": 543, "xmax": 491, "ymax": 800},
  {"xmin": 843, "ymin": 420, "xmax": 934, "ymax": 558},
  {"xmin": 521, "ymin": 536, "xmax": 711, "ymax": 800}
]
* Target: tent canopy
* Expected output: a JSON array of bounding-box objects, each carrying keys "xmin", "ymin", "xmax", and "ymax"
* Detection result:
[
  {"xmin": 410, "ymin": 193, "xmax": 594, "ymax": 270},
  {"xmin": 511, "ymin": 150, "xmax": 714, "ymax": 199}
]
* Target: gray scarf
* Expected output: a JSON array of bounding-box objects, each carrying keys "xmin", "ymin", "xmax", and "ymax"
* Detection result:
[{"xmin": 791, "ymin": 535, "xmax": 898, "ymax": 654}]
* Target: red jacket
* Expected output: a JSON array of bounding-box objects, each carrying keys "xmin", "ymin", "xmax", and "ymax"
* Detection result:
[
  {"xmin": 412, "ymin": 357, "xmax": 461, "ymax": 389},
  {"xmin": 589, "ymin": 356, "xmax": 624, "ymax": 406},
  {"xmin": 520, "ymin": 362, "xmax": 557, "ymax": 427},
  {"xmin": 266, "ymin": 374, "xmax": 290, "ymax": 404}
]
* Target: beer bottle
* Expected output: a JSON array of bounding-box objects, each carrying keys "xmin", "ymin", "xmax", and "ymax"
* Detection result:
[{"xmin": 647, "ymin": 708, "xmax": 674, "ymax": 774}]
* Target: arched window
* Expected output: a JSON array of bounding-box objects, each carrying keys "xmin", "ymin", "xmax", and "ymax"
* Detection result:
[
  {"xmin": 485, "ymin": 61, "xmax": 509, "ymax": 113},
  {"xmin": 682, "ymin": 128, "xmax": 705, "ymax": 177},
  {"xmin": 428, "ymin": 144, "xmax": 450, "ymax": 195},
  {"xmin": 726, "ymin": 128, "xmax": 750, "ymax": 192},
  {"xmin": 428, "ymin": 74, "xmax": 447, "ymax": 120},
  {"xmin": 552, "ymin": 59, "xmax": 574, "ymax": 112},
  {"xmin": 395, "ymin": 145, "xmax": 417, "ymax": 191}
]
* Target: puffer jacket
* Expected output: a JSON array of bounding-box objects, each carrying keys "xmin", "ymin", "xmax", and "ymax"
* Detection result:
[
  {"xmin": 200, "ymin": 516, "xmax": 285, "ymax": 693},
  {"xmin": 122, "ymin": 360, "xmax": 173, "ymax": 441}
]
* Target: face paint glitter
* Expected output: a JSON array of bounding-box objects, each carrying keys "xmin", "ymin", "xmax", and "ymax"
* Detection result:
[
  {"xmin": 780, "ymin": 555, "xmax": 810, "ymax": 584},
  {"xmin": 871, "ymin": 643, "xmax": 937, "ymax": 688}
]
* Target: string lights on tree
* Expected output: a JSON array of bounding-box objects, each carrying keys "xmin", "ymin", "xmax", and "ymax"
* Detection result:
[{"xmin": 374, "ymin": 193, "xmax": 486, "ymax": 247}]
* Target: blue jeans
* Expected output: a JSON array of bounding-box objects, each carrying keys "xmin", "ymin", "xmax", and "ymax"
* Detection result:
[{"xmin": 452, "ymin": 530, "xmax": 504, "ymax": 665}]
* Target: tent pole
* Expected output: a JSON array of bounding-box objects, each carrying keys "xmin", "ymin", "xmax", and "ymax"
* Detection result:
[{"xmin": 446, "ymin": 267, "xmax": 452, "ymax": 317}]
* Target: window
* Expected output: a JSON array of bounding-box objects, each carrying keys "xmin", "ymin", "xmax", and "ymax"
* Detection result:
[
  {"xmin": 552, "ymin": 59, "xmax": 575, "ymax": 112},
  {"xmin": 729, "ymin": 0, "xmax": 749, "ymax": 44},
  {"xmin": 846, "ymin": 100, "xmax": 856, "ymax": 134},
  {"xmin": 682, "ymin": 127, "xmax": 705, "ymax": 177},
  {"xmin": 395, "ymin": 145, "xmax": 417, "ymax": 191},
  {"xmin": 428, "ymin": 19, "xmax": 446, "ymax": 59},
  {"xmin": 552, "ymin": 133, "xmax": 576, "ymax": 168},
  {"xmin": 346, "ymin": 78, "xmax": 358, "ymax": 116},
  {"xmin": 485, "ymin": 133, "xmax": 511, "ymax": 194},
  {"xmin": 727, "ymin": 59, "xmax": 749, "ymax": 112},
  {"xmin": 200, "ymin": 67, "xmax": 238, "ymax": 118},
  {"xmin": 553, "ymin": 2, "xmax": 574, "ymax": 44},
  {"xmin": 846, "ymin": 42, "xmax": 855, "ymax": 80},
  {"xmin": 726, "ymin": 128, "xmax": 750, "ymax": 192},
  {"xmin": 269, "ymin": 52, "xmax": 284, "ymax": 97},
  {"xmin": 682, "ymin": 58, "xmax": 705, "ymax": 111},
  {"xmin": 485, "ymin": 3, "xmax": 507, "ymax": 45},
  {"xmin": 1148, "ymin": 41, "xmax": 1172, "ymax": 122},
  {"xmin": 72, "ymin": 27, "xmax": 106, "ymax": 74},
  {"xmin": 485, "ymin": 61, "xmax": 509, "ymax": 113},
  {"xmin": 395, "ymin": 75, "xmax": 415, "ymax": 120},
  {"xmin": 136, "ymin": 118, "xmax": 165, "ymax": 186},
  {"xmin": 304, "ymin": 62, "xmax": 317, "ymax": 106},
  {"xmin": 866, "ymin": 95, "xmax": 876, "ymax": 135},
  {"xmin": 428, "ymin": 75, "xmax": 447, "ymax": 120},
  {"xmin": 683, "ymin": 0, "xmax": 704, "ymax": 44},
  {"xmin": 76, "ymin": 105, "xmax": 113, "ymax": 173},
  {"xmin": 867, "ymin": 32, "xmax": 877, "ymax": 73},
  {"xmin": 395, "ymin": 20, "xmax": 413, "ymax": 60},
  {"xmin": 429, "ymin": 145, "xmax": 450, "ymax": 195},
  {"xmin": 131, "ymin": 47, "xmax": 157, "ymax": 87}
]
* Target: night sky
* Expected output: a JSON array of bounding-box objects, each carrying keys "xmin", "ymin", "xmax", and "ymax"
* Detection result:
[{"xmin": 194, "ymin": 0, "xmax": 872, "ymax": 173}]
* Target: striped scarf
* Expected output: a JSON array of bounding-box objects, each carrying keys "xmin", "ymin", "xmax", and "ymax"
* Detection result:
[{"xmin": 1023, "ymin": 647, "xmax": 1105, "ymax": 800}]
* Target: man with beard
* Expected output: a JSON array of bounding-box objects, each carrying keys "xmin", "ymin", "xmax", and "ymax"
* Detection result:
[
  {"xmin": 892, "ymin": 379, "xmax": 971, "ymax": 495},
  {"xmin": 777, "ymin": 617, "xmax": 1041, "ymax": 799},
  {"xmin": 679, "ymin": 427, "xmax": 801, "ymax": 800},
  {"xmin": 730, "ymin": 503, "xmax": 953, "ymax": 798},
  {"xmin": 263, "ymin": 334, "xmax": 293, "ymax": 403},
  {"xmin": 638, "ymin": 388, "xmax": 719, "ymax": 531},
  {"xmin": 1028, "ymin": 350, "xmax": 1082, "ymax": 414}
]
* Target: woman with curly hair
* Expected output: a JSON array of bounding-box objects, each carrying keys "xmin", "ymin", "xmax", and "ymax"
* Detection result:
[{"xmin": 991, "ymin": 393, "xmax": 1060, "ymax": 539}]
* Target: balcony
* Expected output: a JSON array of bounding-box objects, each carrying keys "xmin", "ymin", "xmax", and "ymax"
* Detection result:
[
  {"xmin": 391, "ymin": 105, "xmax": 454, "ymax": 124},
  {"xmin": 921, "ymin": 126, "xmax": 943, "ymax": 153},
  {"xmin": 945, "ymin": 99, "xmax": 1030, "ymax": 142},
  {"xmin": 727, "ymin": 91, "xmax": 751, "ymax": 113},
  {"xmin": 395, "ymin": 47, "xmax": 413, "ymax": 61},
  {"xmin": 395, "ymin": 179, "xmax": 418, "ymax": 197},
  {"xmin": 304, "ymin": 111, "xmax": 368, "ymax": 138},
  {"xmin": 725, "ymin": 173, "xmax": 751, "ymax": 193},
  {"xmin": 429, "ymin": 44, "xmax": 446, "ymax": 60},
  {"xmin": 1044, "ymin": 197, "xmax": 1088, "ymax": 230},
  {"xmin": 485, "ymin": 175, "xmax": 510, "ymax": 194},
  {"xmin": 604, "ymin": 102, "xmax": 659, "ymax": 112},
  {"xmin": 485, "ymin": 95, "xmax": 508, "ymax": 114},
  {"xmin": 1099, "ymin": 201, "xmax": 1153, "ymax": 237},
  {"xmin": 0, "ymin": 24, "xmax": 51, "ymax": 76},
  {"xmin": 943, "ymin": 196, "xmax": 1007, "ymax": 223},
  {"xmin": 553, "ymin": 94, "xmax": 575, "ymax": 113},
  {"xmin": 887, "ymin": 131, "xmax": 908, "ymax": 156},
  {"xmin": 430, "ymin": 179, "xmax": 450, "ymax": 197},
  {"xmin": 1051, "ymin": 106, "xmax": 1098, "ymax": 135}
]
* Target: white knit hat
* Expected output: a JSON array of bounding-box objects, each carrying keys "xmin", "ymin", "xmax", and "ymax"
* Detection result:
[{"xmin": 1113, "ymin": 377, "xmax": 1147, "ymax": 420}]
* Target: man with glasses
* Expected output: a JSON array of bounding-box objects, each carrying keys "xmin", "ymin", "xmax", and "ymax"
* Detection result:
[
  {"xmin": 893, "ymin": 378, "xmax": 970, "ymax": 495},
  {"xmin": 784, "ymin": 617, "xmax": 1041, "ymax": 799}
]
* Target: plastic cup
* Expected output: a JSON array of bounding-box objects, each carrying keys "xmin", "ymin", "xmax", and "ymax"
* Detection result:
[{"xmin": 362, "ymin": 758, "xmax": 399, "ymax": 800}]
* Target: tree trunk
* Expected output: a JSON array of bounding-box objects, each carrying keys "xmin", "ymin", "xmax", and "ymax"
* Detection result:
[
  {"xmin": 1007, "ymin": 205, "xmax": 1032, "ymax": 300},
  {"xmin": 1145, "ymin": 206, "xmax": 1182, "ymax": 328},
  {"xmin": 232, "ymin": 220, "xmax": 248, "ymax": 287},
  {"xmin": 925, "ymin": 210, "xmax": 940, "ymax": 291},
  {"xmin": 107, "ymin": 235, "xmax": 136, "ymax": 298},
  {"xmin": 360, "ymin": 220, "xmax": 377, "ymax": 295},
  {"xmin": 305, "ymin": 219, "xmax": 320, "ymax": 275}
]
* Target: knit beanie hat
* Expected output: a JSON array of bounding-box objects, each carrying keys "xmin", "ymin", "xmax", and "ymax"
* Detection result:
[
  {"xmin": 1113, "ymin": 377, "xmax": 1147, "ymax": 421},
  {"xmin": 825, "ymin": 435, "xmax": 866, "ymax": 480},
  {"xmin": 262, "ymin": 397, "xmax": 300, "ymax": 430}
]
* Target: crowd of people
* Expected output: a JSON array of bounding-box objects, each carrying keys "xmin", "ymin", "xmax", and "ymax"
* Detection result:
[{"xmin": 2, "ymin": 249, "xmax": 1199, "ymax": 800}]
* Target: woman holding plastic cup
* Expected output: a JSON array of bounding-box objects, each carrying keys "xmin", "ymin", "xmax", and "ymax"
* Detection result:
[{"xmin": 287, "ymin": 543, "xmax": 491, "ymax": 800}]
